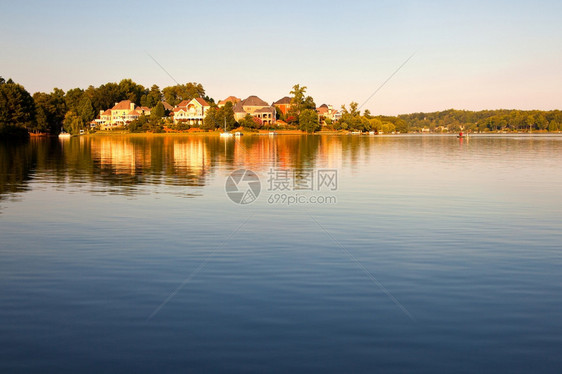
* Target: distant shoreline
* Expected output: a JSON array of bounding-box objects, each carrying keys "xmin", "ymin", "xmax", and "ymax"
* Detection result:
[{"xmin": 24, "ymin": 130, "xmax": 562, "ymax": 139}]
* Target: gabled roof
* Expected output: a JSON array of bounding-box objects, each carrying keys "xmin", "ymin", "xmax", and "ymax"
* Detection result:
[
  {"xmin": 101, "ymin": 109, "xmax": 111, "ymax": 116},
  {"xmin": 233, "ymin": 102, "xmax": 246, "ymax": 113},
  {"xmin": 176, "ymin": 98, "xmax": 210, "ymax": 108},
  {"xmin": 317, "ymin": 105, "xmax": 329, "ymax": 114},
  {"xmin": 162, "ymin": 102, "xmax": 173, "ymax": 110},
  {"xmin": 254, "ymin": 107, "xmax": 275, "ymax": 113},
  {"xmin": 112, "ymin": 100, "xmax": 133, "ymax": 110},
  {"xmin": 273, "ymin": 96, "xmax": 291, "ymax": 105},
  {"xmin": 241, "ymin": 95, "xmax": 269, "ymax": 107},
  {"xmin": 219, "ymin": 96, "xmax": 241, "ymax": 105},
  {"xmin": 193, "ymin": 97, "xmax": 210, "ymax": 107}
]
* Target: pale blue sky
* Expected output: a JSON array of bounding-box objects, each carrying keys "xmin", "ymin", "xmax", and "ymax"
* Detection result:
[{"xmin": 1, "ymin": 0, "xmax": 561, "ymax": 114}]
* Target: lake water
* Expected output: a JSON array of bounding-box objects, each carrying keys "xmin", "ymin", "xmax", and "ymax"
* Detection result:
[{"xmin": 1, "ymin": 134, "xmax": 561, "ymax": 373}]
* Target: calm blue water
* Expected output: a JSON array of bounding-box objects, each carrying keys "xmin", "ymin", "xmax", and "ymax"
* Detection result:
[{"xmin": 1, "ymin": 135, "xmax": 561, "ymax": 373}]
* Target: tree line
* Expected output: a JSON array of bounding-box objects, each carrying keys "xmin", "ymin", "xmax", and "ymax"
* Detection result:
[
  {"xmin": 0, "ymin": 76, "xmax": 209, "ymax": 138},
  {"xmin": 1, "ymin": 75, "xmax": 561, "ymax": 138},
  {"xmin": 398, "ymin": 109, "xmax": 562, "ymax": 132}
]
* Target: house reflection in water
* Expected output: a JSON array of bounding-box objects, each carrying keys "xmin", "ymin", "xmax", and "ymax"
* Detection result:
[
  {"xmin": 0, "ymin": 135, "xmax": 356, "ymax": 202},
  {"xmin": 172, "ymin": 139, "xmax": 209, "ymax": 173},
  {"xmin": 91, "ymin": 137, "xmax": 151, "ymax": 175}
]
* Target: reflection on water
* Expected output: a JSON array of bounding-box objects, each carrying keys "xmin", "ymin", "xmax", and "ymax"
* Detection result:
[
  {"xmin": 1, "ymin": 134, "xmax": 562, "ymax": 373},
  {"xmin": 0, "ymin": 135, "xmax": 349, "ymax": 200},
  {"xmin": 2, "ymin": 134, "xmax": 562, "ymax": 202}
]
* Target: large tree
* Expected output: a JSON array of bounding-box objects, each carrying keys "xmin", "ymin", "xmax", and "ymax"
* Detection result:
[
  {"xmin": 0, "ymin": 77, "xmax": 36, "ymax": 133},
  {"xmin": 162, "ymin": 82, "xmax": 205, "ymax": 106},
  {"xmin": 202, "ymin": 102, "xmax": 236, "ymax": 131},
  {"xmin": 87, "ymin": 83, "xmax": 121, "ymax": 114},
  {"xmin": 63, "ymin": 111, "xmax": 84, "ymax": 135},
  {"xmin": 77, "ymin": 95, "xmax": 95, "ymax": 125},
  {"xmin": 141, "ymin": 84, "xmax": 162, "ymax": 108},
  {"xmin": 299, "ymin": 109, "xmax": 321, "ymax": 133},
  {"xmin": 288, "ymin": 84, "xmax": 316, "ymax": 125},
  {"xmin": 118, "ymin": 79, "xmax": 146, "ymax": 105},
  {"xmin": 150, "ymin": 102, "xmax": 165, "ymax": 122},
  {"xmin": 65, "ymin": 87, "xmax": 85, "ymax": 114},
  {"xmin": 33, "ymin": 88, "xmax": 66, "ymax": 134}
]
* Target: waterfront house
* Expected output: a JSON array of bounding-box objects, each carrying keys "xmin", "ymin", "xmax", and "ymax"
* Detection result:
[
  {"xmin": 272, "ymin": 96, "xmax": 292, "ymax": 115},
  {"xmin": 93, "ymin": 101, "xmax": 168, "ymax": 129},
  {"xmin": 172, "ymin": 98, "xmax": 211, "ymax": 126},
  {"xmin": 233, "ymin": 96, "xmax": 277, "ymax": 126},
  {"xmin": 94, "ymin": 100, "xmax": 139, "ymax": 128},
  {"xmin": 218, "ymin": 96, "xmax": 241, "ymax": 108},
  {"xmin": 316, "ymin": 104, "xmax": 341, "ymax": 124},
  {"xmin": 162, "ymin": 102, "xmax": 174, "ymax": 112}
]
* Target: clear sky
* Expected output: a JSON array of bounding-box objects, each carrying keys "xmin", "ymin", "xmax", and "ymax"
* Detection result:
[{"xmin": 1, "ymin": 0, "xmax": 561, "ymax": 115}]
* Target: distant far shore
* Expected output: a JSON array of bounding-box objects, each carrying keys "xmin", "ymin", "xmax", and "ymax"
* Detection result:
[{"xmin": 23, "ymin": 129, "xmax": 562, "ymax": 138}]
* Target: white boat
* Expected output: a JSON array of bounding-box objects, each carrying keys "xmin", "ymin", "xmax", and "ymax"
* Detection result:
[
  {"xmin": 220, "ymin": 118, "xmax": 233, "ymax": 137},
  {"xmin": 234, "ymin": 132, "xmax": 243, "ymax": 136},
  {"xmin": 269, "ymin": 131, "xmax": 277, "ymax": 136},
  {"xmin": 58, "ymin": 132, "xmax": 71, "ymax": 138}
]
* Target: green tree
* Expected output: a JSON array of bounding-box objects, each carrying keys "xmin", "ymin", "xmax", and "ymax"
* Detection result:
[
  {"xmin": 299, "ymin": 109, "xmax": 321, "ymax": 133},
  {"xmin": 162, "ymin": 82, "xmax": 205, "ymax": 106},
  {"xmin": 347, "ymin": 102, "xmax": 360, "ymax": 116},
  {"xmin": 203, "ymin": 102, "xmax": 237, "ymax": 131},
  {"xmin": 88, "ymin": 83, "xmax": 121, "ymax": 114},
  {"xmin": 525, "ymin": 115, "xmax": 535, "ymax": 131},
  {"xmin": 77, "ymin": 95, "xmax": 95, "ymax": 126},
  {"xmin": 290, "ymin": 84, "xmax": 307, "ymax": 106},
  {"xmin": 381, "ymin": 122, "xmax": 396, "ymax": 134},
  {"xmin": 288, "ymin": 84, "xmax": 316, "ymax": 124},
  {"xmin": 65, "ymin": 87, "xmax": 84, "ymax": 114},
  {"xmin": 339, "ymin": 102, "xmax": 362, "ymax": 130},
  {"xmin": 63, "ymin": 111, "xmax": 83, "ymax": 135},
  {"xmin": 549, "ymin": 120, "xmax": 559, "ymax": 132},
  {"xmin": 141, "ymin": 84, "xmax": 162, "ymax": 108},
  {"xmin": 128, "ymin": 114, "xmax": 149, "ymax": 133},
  {"xmin": 536, "ymin": 114, "xmax": 548, "ymax": 130},
  {"xmin": 33, "ymin": 90, "xmax": 66, "ymax": 134},
  {"xmin": 302, "ymin": 95, "xmax": 316, "ymax": 110},
  {"xmin": 0, "ymin": 77, "xmax": 36, "ymax": 133},
  {"xmin": 151, "ymin": 102, "xmax": 165, "ymax": 121},
  {"xmin": 202, "ymin": 106, "xmax": 218, "ymax": 130},
  {"xmin": 239, "ymin": 113, "xmax": 261, "ymax": 129},
  {"xmin": 118, "ymin": 79, "xmax": 146, "ymax": 105},
  {"xmin": 369, "ymin": 118, "xmax": 383, "ymax": 132},
  {"xmin": 218, "ymin": 102, "xmax": 236, "ymax": 130}
]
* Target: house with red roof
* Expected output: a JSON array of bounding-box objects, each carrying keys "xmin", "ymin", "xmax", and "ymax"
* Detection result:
[
  {"xmin": 218, "ymin": 96, "xmax": 241, "ymax": 108},
  {"xmin": 316, "ymin": 104, "xmax": 342, "ymax": 124},
  {"xmin": 92, "ymin": 100, "xmax": 170, "ymax": 129},
  {"xmin": 93, "ymin": 100, "xmax": 141, "ymax": 128},
  {"xmin": 172, "ymin": 97, "xmax": 211, "ymax": 126},
  {"xmin": 272, "ymin": 96, "xmax": 292, "ymax": 115}
]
